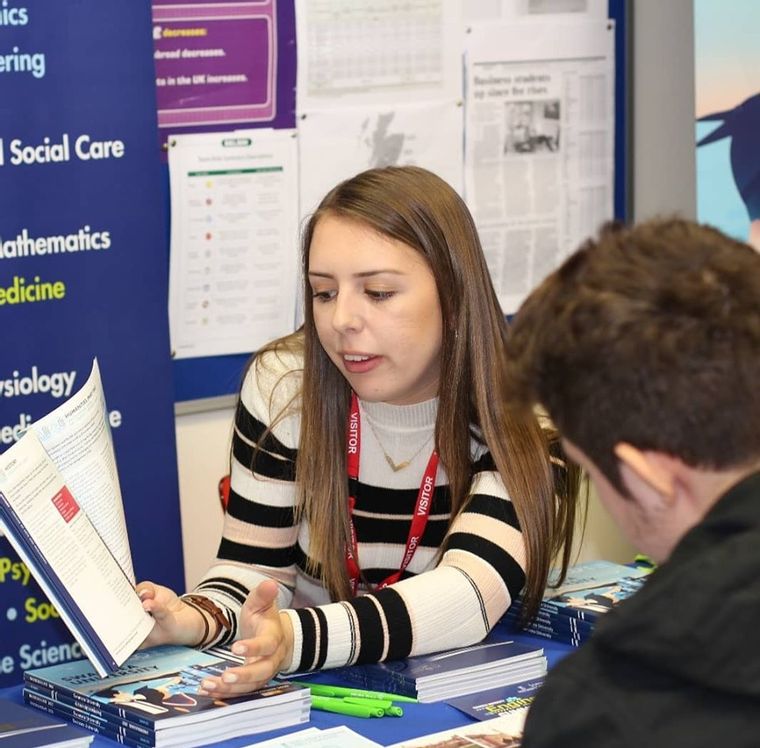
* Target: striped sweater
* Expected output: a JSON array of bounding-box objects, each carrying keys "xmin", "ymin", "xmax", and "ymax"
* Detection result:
[{"xmin": 191, "ymin": 348, "xmax": 529, "ymax": 673}]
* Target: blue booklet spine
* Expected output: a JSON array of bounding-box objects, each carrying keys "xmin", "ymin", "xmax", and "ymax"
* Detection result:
[
  {"xmin": 502, "ymin": 609, "xmax": 593, "ymax": 633},
  {"xmin": 23, "ymin": 671, "xmax": 165, "ymax": 731},
  {"xmin": 501, "ymin": 612, "xmax": 593, "ymax": 642},
  {"xmin": 24, "ymin": 686, "xmax": 153, "ymax": 738},
  {"xmin": 508, "ymin": 625, "xmax": 582, "ymax": 648},
  {"xmin": 333, "ymin": 665, "xmax": 416, "ymax": 698},
  {"xmin": 24, "ymin": 690, "xmax": 151, "ymax": 748}
]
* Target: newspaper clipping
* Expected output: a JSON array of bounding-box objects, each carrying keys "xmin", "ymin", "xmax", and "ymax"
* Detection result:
[{"xmin": 465, "ymin": 19, "xmax": 614, "ymax": 314}]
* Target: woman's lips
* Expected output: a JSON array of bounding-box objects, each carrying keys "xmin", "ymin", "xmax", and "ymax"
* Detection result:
[{"xmin": 342, "ymin": 354, "xmax": 382, "ymax": 374}]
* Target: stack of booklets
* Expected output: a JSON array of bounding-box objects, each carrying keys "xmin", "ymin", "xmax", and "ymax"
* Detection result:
[
  {"xmin": 22, "ymin": 645, "xmax": 310, "ymax": 748},
  {"xmin": 0, "ymin": 697, "xmax": 93, "ymax": 747},
  {"xmin": 335, "ymin": 627, "xmax": 546, "ymax": 703},
  {"xmin": 502, "ymin": 560, "xmax": 652, "ymax": 646}
]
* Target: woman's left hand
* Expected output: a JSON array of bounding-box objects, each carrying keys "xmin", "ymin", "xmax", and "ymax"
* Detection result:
[{"xmin": 197, "ymin": 579, "xmax": 294, "ymax": 697}]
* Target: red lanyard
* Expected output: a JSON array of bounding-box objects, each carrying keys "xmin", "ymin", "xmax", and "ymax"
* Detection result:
[{"xmin": 345, "ymin": 392, "xmax": 439, "ymax": 595}]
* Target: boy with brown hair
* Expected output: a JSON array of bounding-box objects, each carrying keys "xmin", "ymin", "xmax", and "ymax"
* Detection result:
[{"xmin": 506, "ymin": 218, "xmax": 760, "ymax": 747}]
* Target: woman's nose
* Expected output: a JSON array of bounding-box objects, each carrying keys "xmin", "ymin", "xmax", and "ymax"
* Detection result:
[{"xmin": 331, "ymin": 291, "xmax": 363, "ymax": 333}]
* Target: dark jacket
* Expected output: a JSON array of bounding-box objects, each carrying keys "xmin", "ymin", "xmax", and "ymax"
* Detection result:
[{"xmin": 522, "ymin": 472, "xmax": 760, "ymax": 747}]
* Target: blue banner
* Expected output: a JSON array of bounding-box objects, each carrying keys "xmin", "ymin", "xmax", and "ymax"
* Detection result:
[{"xmin": 0, "ymin": 0, "xmax": 183, "ymax": 686}]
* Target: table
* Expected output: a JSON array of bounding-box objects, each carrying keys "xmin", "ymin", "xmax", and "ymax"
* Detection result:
[{"xmin": 0, "ymin": 633, "xmax": 572, "ymax": 746}]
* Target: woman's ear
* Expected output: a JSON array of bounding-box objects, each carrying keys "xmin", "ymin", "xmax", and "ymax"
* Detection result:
[{"xmin": 614, "ymin": 442, "xmax": 676, "ymax": 500}]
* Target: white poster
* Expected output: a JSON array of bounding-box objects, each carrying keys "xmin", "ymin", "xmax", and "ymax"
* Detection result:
[
  {"xmin": 295, "ymin": 0, "xmax": 464, "ymax": 222},
  {"xmin": 295, "ymin": 0, "xmax": 463, "ymax": 110},
  {"xmin": 298, "ymin": 101, "xmax": 464, "ymax": 218},
  {"xmin": 167, "ymin": 129, "xmax": 299, "ymax": 359}
]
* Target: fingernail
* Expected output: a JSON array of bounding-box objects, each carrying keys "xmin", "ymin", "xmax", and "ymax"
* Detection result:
[
  {"xmin": 137, "ymin": 589, "xmax": 149, "ymax": 600},
  {"xmin": 201, "ymin": 680, "xmax": 216, "ymax": 691},
  {"xmin": 222, "ymin": 673, "xmax": 238, "ymax": 684},
  {"xmin": 232, "ymin": 643, "xmax": 247, "ymax": 655}
]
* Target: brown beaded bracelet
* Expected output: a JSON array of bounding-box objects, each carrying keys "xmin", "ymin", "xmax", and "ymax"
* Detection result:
[{"xmin": 181, "ymin": 594, "xmax": 230, "ymax": 648}]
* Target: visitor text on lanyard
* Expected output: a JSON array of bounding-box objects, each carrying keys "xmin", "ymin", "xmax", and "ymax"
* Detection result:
[{"xmin": 345, "ymin": 392, "xmax": 439, "ymax": 595}]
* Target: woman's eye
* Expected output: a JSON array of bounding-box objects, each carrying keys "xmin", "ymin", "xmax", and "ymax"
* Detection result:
[
  {"xmin": 311, "ymin": 289, "xmax": 335, "ymax": 302},
  {"xmin": 366, "ymin": 289, "xmax": 395, "ymax": 301}
]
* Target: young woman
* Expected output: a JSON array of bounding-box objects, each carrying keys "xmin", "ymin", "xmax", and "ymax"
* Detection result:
[{"xmin": 137, "ymin": 166, "xmax": 581, "ymax": 697}]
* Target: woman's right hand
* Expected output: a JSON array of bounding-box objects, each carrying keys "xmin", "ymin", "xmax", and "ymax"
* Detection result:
[{"xmin": 135, "ymin": 581, "xmax": 206, "ymax": 648}]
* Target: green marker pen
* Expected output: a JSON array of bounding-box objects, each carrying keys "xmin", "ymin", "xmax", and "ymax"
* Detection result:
[
  {"xmin": 343, "ymin": 696, "xmax": 393, "ymax": 710},
  {"xmin": 293, "ymin": 682, "xmax": 417, "ymax": 703},
  {"xmin": 310, "ymin": 694, "xmax": 384, "ymax": 718},
  {"xmin": 342, "ymin": 697, "xmax": 403, "ymax": 717}
]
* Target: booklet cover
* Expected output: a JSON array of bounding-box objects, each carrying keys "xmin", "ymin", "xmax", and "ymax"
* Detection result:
[
  {"xmin": 540, "ymin": 574, "xmax": 649, "ymax": 623},
  {"xmin": 22, "ymin": 645, "xmax": 310, "ymax": 734},
  {"xmin": 446, "ymin": 676, "xmax": 544, "ymax": 721},
  {"xmin": 547, "ymin": 560, "xmax": 651, "ymax": 594},
  {"xmin": 509, "ymin": 560, "xmax": 652, "ymax": 625}
]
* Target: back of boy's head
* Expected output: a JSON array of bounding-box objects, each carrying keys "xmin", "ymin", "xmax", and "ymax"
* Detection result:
[{"xmin": 506, "ymin": 217, "xmax": 760, "ymax": 490}]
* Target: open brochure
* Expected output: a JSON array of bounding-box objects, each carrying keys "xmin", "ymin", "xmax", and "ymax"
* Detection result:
[
  {"xmin": 243, "ymin": 726, "xmax": 382, "ymax": 747},
  {"xmin": 387, "ymin": 709, "xmax": 528, "ymax": 747},
  {"xmin": 0, "ymin": 359, "xmax": 153, "ymax": 677}
]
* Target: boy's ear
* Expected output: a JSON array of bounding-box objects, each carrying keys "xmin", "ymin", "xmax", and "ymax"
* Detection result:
[{"xmin": 614, "ymin": 443, "xmax": 676, "ymax": 499}]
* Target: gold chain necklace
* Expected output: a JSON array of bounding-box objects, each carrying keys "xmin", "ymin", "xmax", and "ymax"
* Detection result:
[{"xmin": 364, "ymin": 416, "xmax": 434, "ymax": 472}]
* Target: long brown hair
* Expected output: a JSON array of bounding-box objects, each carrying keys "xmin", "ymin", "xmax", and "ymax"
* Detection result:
[{"xmin": 258, "ymin": 166, "xmax": 580, "ymax": 618}]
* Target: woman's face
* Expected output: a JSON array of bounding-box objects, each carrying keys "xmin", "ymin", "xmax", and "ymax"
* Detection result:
[{"xmin": 308, "ymin": 213, "xmax": 443, "ymax": 405}]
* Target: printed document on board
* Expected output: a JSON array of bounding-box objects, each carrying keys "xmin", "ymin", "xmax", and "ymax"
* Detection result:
[
  {"xmin": 464, "ymin": 18, "xmax": 614, "ymax": 314},
  {"xmin": 298, "ymin": 101, "xmax": 464, "ymax": 220},
  {"xmin": 464, "ymin": 0, "xmax": 608, "ymax": 24},
  {"xmin": 168, "ymin": 128, "xmax": 300, "ymax": 359},
  {"xmin": 295, "ymin": 0, "xmax": 465, "ymax": 225},
  {"xmin": 295, "ymin": 0, "xmax": 463, "ymax": 110}
]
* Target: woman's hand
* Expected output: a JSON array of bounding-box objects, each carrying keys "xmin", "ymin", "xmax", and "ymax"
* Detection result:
[
  {"xmin": 135, "ymin": 581, "xmax": 206, "ymax": 648},
  {"xmin": 196, "ymin": 579, "xmax": 294, "ymax": 697}
]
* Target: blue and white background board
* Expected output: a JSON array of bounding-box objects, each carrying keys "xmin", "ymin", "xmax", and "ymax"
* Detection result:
[
  {"xmin": 694, "ymin": 0, "xmax": 760, "ymax": 249},
  {"xmin": 0, "ymin": 1, "xmax": 183, "ymax": 686}
]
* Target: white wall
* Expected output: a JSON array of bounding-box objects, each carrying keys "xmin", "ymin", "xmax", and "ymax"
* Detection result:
[
  {"xmin": 631, "ymin": 0, "xmax": 696, "ymax": 221},
  {"xmin": 175, "ymin": 405, "xmax": 233, "ymax": 589}
]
